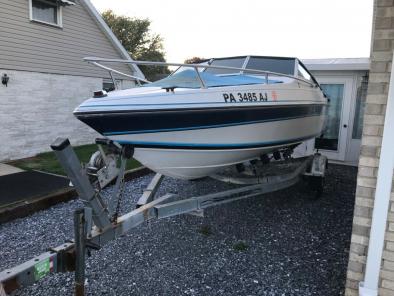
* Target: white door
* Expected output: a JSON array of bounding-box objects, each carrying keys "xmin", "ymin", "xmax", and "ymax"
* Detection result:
[{"xmin": 313, "ymin": 77, "xmax": 354, "ymax": 161}]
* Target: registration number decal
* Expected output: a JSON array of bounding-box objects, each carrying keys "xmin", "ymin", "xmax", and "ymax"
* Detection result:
[{"xmin": 222, "ymin": 92, "xmax": 270, "ymax": 103}]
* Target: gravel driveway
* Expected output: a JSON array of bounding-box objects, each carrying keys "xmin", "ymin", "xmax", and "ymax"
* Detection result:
[{"xmin": 0, "ymin": 164, "xmax": 357, "ymax": 296}]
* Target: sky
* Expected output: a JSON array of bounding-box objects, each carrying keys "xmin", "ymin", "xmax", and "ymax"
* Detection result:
[{"xmin": 91, "ymin": 0, "xmax": 374, "ymax": 62}]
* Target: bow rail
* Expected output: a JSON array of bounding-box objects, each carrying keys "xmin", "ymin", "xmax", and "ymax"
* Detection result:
[
  {"xmin": 90, "ymin": 61, "xmax": 151, "ymax": 86},
  {"xmin": 84, "ymin": 57, "xmax": 318, "ymax": 89}
]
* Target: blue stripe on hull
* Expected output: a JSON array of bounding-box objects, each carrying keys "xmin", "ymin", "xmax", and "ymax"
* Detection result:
[
  {"xmin": 76, "ymin": 104, "xmax": 325, "ymax": 136},
  {"xmin": 114, "ymin": 133, "xmax": 320, "ymax": 150},
  {"xmin": 103, "ymin": 114, "xmax": 321, "ymax": 136},
  {"xmin": 79, "ymin": 100, "xmax": 320, "ymax": 109}
]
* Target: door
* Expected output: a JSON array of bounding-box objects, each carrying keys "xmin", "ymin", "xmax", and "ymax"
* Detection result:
[{"xmin": 314, "ymin": 77, "xmax": 353, "ymax": 161}]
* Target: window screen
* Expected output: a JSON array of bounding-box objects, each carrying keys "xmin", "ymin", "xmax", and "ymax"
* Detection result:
[{"xmin": 32, "ymin": 0, "xmax": 59, "ymax": 25}]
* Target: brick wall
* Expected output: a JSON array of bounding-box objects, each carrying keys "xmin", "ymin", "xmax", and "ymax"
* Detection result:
[
  {"xmin": 0, "ymin": 70, "xmax": 101, "ymax": 160},
  {"xmin": 345, "ymin": 0, "xmax": 394, "ymax": 295}
]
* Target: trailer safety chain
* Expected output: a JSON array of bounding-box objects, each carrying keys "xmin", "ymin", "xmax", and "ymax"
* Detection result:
[
  {"xmin": 111, "ymin": 156, "xmax": 127, "ymax": 223},
  {"xmin": 111, "ymin": 146, "xmax": 133, "ymax": 223},
  {"xmin": 251, "ymin": 164, "xmax": 260, "ymax": 184},
  {"xmin": 111, "ymin": 173, "xmax": 125, "ymax": 223}
]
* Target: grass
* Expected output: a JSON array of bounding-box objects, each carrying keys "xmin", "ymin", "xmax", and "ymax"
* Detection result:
[
  {"xmin": 198, "ymin": 225, "xmax": 213, "ymax": 236},
  {"xmin": 233, "ymin": 241, "xmax": 249, "ymax": 252},
  {"xmin": 8, "ymin": 144, "xmax": 141, "ymax": 176}
]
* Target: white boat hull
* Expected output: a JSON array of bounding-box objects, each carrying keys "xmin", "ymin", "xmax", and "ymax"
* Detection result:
[
  {"xmin": 75, "ymin": 75, "xmax": 327, "ymax": 179},
  {"xmin": 109, "ymin": 115, "xmax": 325, "ymax": 179}
]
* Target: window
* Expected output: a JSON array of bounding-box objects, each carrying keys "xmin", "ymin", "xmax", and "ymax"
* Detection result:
[
  {"xmin": 315, "ymin": 84, "xmax": 344, "ymax": 151},
  {"xmin": 245, "ymin": 57, "xmax": 296, "ymax": 75},
  {"xmin": 30, "ymin": 0, "xmax": 62, "ymax": 27},
  {"xmin": 352, "ymin": 75, "xmax": 368, "ymax": 139}
]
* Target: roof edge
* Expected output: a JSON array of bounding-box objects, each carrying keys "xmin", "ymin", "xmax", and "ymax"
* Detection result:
[
  {"xmin": 302, "ymin": 58, "xmax": 370, "ymax": 71},
  {"xmin": 79, "ymin": 0, "xmax": 146, "ymax": 79}
]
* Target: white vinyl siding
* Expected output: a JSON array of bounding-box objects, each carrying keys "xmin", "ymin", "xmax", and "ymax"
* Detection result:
[{"xmin": 0, "ymin": 0, "xmax": 134, "ymax": 78}]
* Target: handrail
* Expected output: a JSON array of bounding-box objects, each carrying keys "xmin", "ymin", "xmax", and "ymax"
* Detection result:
[
  {"xmin": 88, "ymin": 61, "xmax": 151, "ymax": 86},
  {"xmin": 84, "ymin": 57, "xmax": 318, "ymax": 89}
]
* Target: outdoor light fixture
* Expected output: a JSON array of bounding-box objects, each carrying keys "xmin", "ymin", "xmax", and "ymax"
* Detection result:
[{"xmin": 1, "ymin": 73, "xmax": 9, "ymax": 87}]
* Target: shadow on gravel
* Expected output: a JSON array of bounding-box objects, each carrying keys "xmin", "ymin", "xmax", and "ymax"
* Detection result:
[{"xmin": 0, "ymin": 164, "xmax": 357, "ymax": 296}]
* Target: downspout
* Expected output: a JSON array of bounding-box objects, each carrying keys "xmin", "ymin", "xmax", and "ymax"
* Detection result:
[{"xmin": 359, "ymin": 51, "xmax": 394, "ymax": 296}]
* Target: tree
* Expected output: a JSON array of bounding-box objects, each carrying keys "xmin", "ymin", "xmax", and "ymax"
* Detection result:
[
  {"xmin": 184, "ymin": 57, "xmax": 208, "ymax": 64},
  {"xmin": 102, "ymin": 10, "xmax": 169, "ymax": 81}
]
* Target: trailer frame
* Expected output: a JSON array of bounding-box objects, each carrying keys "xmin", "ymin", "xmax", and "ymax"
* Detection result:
[{"xmin": 0, "ymin": 138, "xmax": 327, "ymax": 296}]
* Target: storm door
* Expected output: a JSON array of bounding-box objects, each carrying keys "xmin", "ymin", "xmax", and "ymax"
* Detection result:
[{"xmin": 314, "ymin": 77, "xmax": 353, "ymax": 161}]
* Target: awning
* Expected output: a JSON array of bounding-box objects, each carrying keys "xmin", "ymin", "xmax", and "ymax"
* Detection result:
[{"xmin": 58, "ymin": 0, "xmax": 76, "ymax": 6}]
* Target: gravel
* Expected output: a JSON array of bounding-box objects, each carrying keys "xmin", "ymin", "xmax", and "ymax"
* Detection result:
[{"xmin": 0, "ymin": 164, "xmax": 357, "ymax": 296}]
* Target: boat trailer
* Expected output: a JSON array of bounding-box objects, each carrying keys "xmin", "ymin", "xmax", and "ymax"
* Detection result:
[{"xmin": 0, "ymin": 138, "xmax": 327, "ymax": 296}]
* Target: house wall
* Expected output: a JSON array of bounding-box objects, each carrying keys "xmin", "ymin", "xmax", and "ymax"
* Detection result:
[
  {"xmin": 0, "ymin": 70, "xmax": 100, "ymax": 160},
  {"xmin": 0, "ymin": 0, "xmax": 142, "ymax": 160},
  {"xmin": 345, "ymin": 0, "xmax": 394, "ymax": 295},
  {"xmin": 0, "ymin": 0, "xmax": 134, "ymax": 78}
]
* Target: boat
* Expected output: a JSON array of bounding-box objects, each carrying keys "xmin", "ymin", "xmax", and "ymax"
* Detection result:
[{"xmin": 74, "ymin": 56, "xmax": 327, "ymax": 179}]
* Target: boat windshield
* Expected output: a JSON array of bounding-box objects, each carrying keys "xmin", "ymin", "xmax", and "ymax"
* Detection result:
[
  {"xmin": 203, "ymin": 57, "xmax": 246, "ymax": 75},
  {"xmin": 203, "ymin": 56, "xmax": 296, "ymax": 76},
  {"xmin": 144, "ymin": 68, "xmax": 281, "ymax": 89},
  {"xmin": 245, "ymin": 57, "xmax": 296, "ymax": 75}
]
